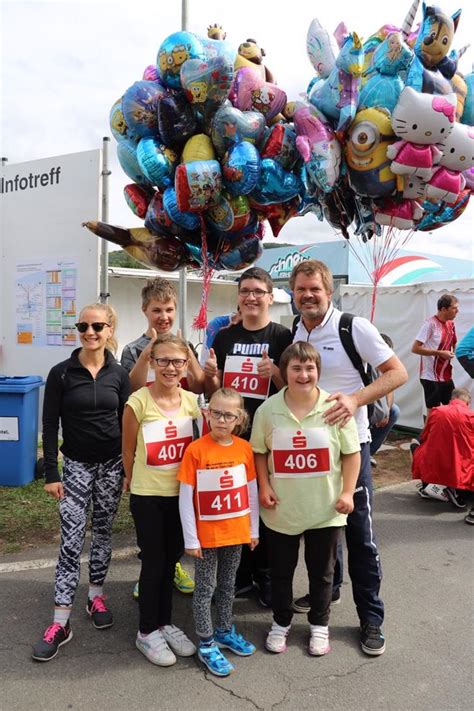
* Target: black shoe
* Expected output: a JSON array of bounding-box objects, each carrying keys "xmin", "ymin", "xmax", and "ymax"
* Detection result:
[
  {"xmin": 293, "ymin": 588, "xmax": 341, "ymax": 613},
  {"xmin": 293, "ymin": 593, "xmax": 310, "ymax": 613},
  {"xmin": 464, "ymin": 507, "xmax": 474, "ymax": 525},
  {"xmin": 360, "ymin": 623, "xmax": 385, "ymax": 656},
  {"xmin": 331, "ymin": 588, "xmax": 341, "ymax": 605},
  {"xmin": 234, "ymin": 582, "xmax": 255, "ymax": 598},
  {"xmin": 86, "ymin": 595, "xmax": 113, "ymax": 629},
  {"xmin": 32, "ymin": 622, "xmax": 73, "ymax": 662},
  {"xmin": 255, "ymin": 577, "xmax": 272, "ymax": 608},
  {"xmin": 445, "ymin": 487, "xmax": 467, "ymax": 509}
]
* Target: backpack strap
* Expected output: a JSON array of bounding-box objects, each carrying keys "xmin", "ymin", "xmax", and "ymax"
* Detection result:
[
  {"xmin": 291, "ymin": 315, "xmax": 300, "ymax": 339},
  {"xmin": 338, "ymin": 313, "xmax": 370, "ymax": 387}
]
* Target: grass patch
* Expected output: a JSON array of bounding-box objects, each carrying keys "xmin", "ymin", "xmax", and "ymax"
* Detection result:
[{"xmin": 0, "ymin": 480, "xmax": 134, "ymax": 555}]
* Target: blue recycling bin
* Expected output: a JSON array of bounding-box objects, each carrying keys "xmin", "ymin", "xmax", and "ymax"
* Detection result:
[{"xmin": 0, "ymin": 376, "xmax": 44, "ymax": 487}]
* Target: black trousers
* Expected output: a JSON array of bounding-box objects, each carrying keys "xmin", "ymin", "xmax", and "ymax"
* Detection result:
[
  {"xmin": 267, "ymin": 526, "xmax": 341, "ymax": 627},
  {"xmin": 130, "ymin": 494, "xmax": 183, "ymax": 634}
]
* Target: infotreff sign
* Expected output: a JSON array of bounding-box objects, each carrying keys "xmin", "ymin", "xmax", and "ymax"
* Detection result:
[{"xmin": 0, "ymin": 150, "xmax": 101, "ymax": 379}]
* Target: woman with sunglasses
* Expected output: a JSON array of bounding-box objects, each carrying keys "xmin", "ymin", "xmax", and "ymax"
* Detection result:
[
  {"xmin": 32, "ymin": 303, "xmax": 130, "ymax": 662},
  {"xmin": 122, "ymin": 334, "xmax": 200, "ymax": 667}
]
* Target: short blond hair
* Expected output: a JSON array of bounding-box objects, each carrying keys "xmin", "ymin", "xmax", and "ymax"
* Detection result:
[
  {"xmin": 209, "ymin": 387, "xmax": 250, "ymax": 436},
  {"xmin": 289, "ymin": 259, "xmax": 334, "ymax": 294},
  {"xmin": 141, "ymin": 278, "xmax": 177, "ymax": 309}
]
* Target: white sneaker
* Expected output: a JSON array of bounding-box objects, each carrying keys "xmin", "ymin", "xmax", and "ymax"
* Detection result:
[
  {"xmin": 265, "ymin": 622, "xmax": 290, "ymax": 653},
  {"xmin": 136, "ymin": 630, "xmax": 177, "ymax": 666},
  {"xmin": 161, "ymin": 624, "xmax": 196, "ymax": 657},
  {"xmin": 309, "ymin": 625, "xmax": 330, "ymax": 656},
  {"xmin": 421, "ymin": 483, "xmax": 449, "ymax": 502}
]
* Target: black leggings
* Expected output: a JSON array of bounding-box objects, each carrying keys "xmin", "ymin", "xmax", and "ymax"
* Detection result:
[
  {"xmin": 267, "ymin": 526, "xmax": 342, "ymax": 627},
  {"xmin": 130, "ymin": 494, "xmax": 183, "ymax": 634}
]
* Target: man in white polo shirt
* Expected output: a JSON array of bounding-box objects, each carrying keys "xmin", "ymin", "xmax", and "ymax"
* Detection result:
[{"xmin": 289, "ymin": 259, "xmax": 407, "ymax": 656}]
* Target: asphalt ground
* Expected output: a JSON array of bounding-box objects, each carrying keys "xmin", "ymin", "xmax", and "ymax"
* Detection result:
[{"xmin": 0, "ymin": 481, "xmax": 472, "ymax": 711}]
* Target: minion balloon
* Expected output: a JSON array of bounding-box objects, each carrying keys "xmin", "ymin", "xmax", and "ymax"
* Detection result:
[{"xmin": 345, "ymin": 107, "xmax": 396, "ymax": 198}]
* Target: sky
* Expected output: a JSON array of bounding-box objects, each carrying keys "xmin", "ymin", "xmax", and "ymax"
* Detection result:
[{"xmin": 1, "ymin": 0, "xmax": 473, "ymax": 262}]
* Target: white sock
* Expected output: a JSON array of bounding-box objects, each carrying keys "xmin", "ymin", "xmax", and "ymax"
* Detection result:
[
  {"xmin": 53, "ymin": 607, "xmax": 71, "ymax": 627},
  {"xmin": 310, "ymin": 624, "xmax": 329, "ymax": 638},
  {"xmin": 88, "ymin": 585, "xmax": 103, "ymax": 601}
]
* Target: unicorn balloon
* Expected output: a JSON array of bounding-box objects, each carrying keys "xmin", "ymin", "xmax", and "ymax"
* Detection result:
[{"xmin": 309, "ymin": 27, "xmax": 365, "ymax": 134}]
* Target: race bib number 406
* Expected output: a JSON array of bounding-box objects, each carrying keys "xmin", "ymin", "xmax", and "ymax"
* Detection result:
[
  {"xmin": 223, "ymin": 355, "xmax": 271, "ymax": 400},
  {"xmin": 142, "ymin": 417, "xmax": 193, "ymax": 469},
  {"xmin": 272, "ymin": 428, "xmax": 331, "ymax": 478},
  {"xmin": 197, "ymin": 464, "xmax": 250, "ymax": 521}
]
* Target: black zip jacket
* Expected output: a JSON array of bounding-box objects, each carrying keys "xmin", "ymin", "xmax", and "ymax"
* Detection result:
[{"xmin": 42, "ymin": 348, "xmax": 130, "ymax": 483}]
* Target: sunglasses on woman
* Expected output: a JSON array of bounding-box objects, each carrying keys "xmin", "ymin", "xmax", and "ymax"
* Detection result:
[{"xmin": 75, "ymin": 322, "xmax": 111, "ymax": 333}]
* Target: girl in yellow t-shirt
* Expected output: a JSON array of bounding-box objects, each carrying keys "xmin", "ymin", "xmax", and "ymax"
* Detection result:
[
  {"xmin": 122, "ymin": 335, "xmax": 200, "ymax": 668},
  {"xmin": 178, "ymin": 388, "xmax": 259, "ymax": 677}
]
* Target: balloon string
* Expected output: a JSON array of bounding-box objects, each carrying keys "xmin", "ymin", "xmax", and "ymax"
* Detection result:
[{"xmin": 192, "ymin": 217, "xmax": 213, "ymax": 331}]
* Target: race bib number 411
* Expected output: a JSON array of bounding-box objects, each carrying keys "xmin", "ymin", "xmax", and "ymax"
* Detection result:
[
  {"xmin": 223, "ymin": 355, "xmax": 271, "ymax": 400},
  {"xmin": 142, "ymin": 417, "xmax": 193, "ymax": 469},
  {"xmin": 272, "ymin": 428, "xmax": 331, "ymax": 478},
  {"xmin": 197, "ymin": 464, "xmax": 250, "ymax": 521}
]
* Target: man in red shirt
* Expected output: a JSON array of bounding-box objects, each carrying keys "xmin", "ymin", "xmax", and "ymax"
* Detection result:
[
  {"xmin": 412, "ymin": 294, "xmax": 458, "ymax": 417},
  {"xmin": 411, "ymin": 388, "xmax": 474, "ymax": 524}
]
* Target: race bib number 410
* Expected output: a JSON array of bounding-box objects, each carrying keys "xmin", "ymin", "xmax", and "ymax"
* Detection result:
[
  {"xmin": 223, "ymin": 355, "xmax": 271, "ymax": 400},
  {"xmin": 142, "ymin": 417, "xmax": 193, "ymax": 469},
  {"xmin": 197, "ymin": 464, "xmax": 250, "ymax": 521},
  {"xmin": 272, "ymin": 428, "xmax": 331, "ymax": 478}
]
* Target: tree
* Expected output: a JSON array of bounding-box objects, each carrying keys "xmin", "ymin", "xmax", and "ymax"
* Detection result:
[{"xmin": 108, "ymin": 250, "xmax": 150, "ymax": 269}]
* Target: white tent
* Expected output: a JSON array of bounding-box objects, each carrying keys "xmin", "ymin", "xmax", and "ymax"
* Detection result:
[{"xmin": 339, "ymin": 279, "xmax": 474, "ymax": 430}]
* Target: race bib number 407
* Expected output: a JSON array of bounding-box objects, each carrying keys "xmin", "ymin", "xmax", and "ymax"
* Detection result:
[
  {"xmin": 197, "ymin": 464, "xmax": 250, "ymax": 521},
  {"xmin": 272, "ymin": 428, "xmax": 331, "ymax": 478},
  {"xmin": 142, "ymin": 417, "xmax": 193, "ymax": 469},
  {"xmin": 223, "ymin": 355, "xmax": 271, "ymax": 400}
]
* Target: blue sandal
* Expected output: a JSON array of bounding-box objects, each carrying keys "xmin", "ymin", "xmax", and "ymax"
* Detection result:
[{"xmin": 198, "ymin": 644, "xmax": 234, "ymax": 677}]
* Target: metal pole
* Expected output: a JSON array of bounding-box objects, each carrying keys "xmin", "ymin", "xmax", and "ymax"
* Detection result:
[
  {"xmin": 179, "ymin": 0, "xmax": 188, "ymax": 338},
  {"xmin": 100, "ymin": 136, "xmax": 111, "ymax": 303}
]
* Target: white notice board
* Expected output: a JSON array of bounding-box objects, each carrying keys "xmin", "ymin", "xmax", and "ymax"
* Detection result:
[{"xmin": 0, "ymin": 149, "xmax": 102, "ymax": 380}]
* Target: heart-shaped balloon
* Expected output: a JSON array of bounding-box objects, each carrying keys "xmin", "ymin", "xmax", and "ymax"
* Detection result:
[
  {"xmin": 222, "ymin": 141, "xmax": 261, "ymax": 196},
  {"xmin": 162, "ymin": 187, "xmax": 201, "ymax": 231},
  {"xmin": 261, "ymin": 124, "xmax": 299, "ymax": 170},
  {"xmin": 136, "ymin": 137, "xmax": 178, "ymax": 190},
  {"xmin": 124, "ymin": 183, "xmax": 156, "ymax": 218},
  {"xmin": 157, "ymin": 92, "xmax": 197, "ymax": 150},
  {"xmin": 211, "ymin": 106, "xmax": 266, "ymax": 158},
  {"xmin": 122, "ymin": 80, "xmax": 165, "ymax": 138},
  {"xmin": 232, "ymin": 68, "xmax": 287, "ymax": 122},
  {"xmin": 180, "ymin": 55, "xmax": 234, "ymax": 106},
  {"xmin": 251, "ymin": 158, "xmax": 303, "ymax": 205},
  {"xmin": 117, "ymin": 139, "xmax": 151, "ymax": 186}
]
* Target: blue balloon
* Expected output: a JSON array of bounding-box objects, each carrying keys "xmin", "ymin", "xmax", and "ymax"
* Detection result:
[
  {"xmin": 117, "ymin": 139, "xmax": 150, "ymax": 186},
  {"xmin": 122, "ymin": 81, "xmax": 165, "ymax": 138},
  {"xmin": 251, "ymin": 159, "xmax": 303, "ymax": 205},
  {"xmin": 137, "ymin": 137, "xmax": 177, "ymax": 190},
  {"xmin": 162, "ymin": 187, "xmax": 200, "ymax": 231},
  {"xmin": 222, "ymin": 141, "xmax": 261, "ymax": 196},
  {"xmin": 157, "ymin": 31, "xmax": 205, "ymax": 89},
  {"xmin": 217, "ymin": 235, "xmax": 263, "ymax": 271},
  {"xmin": 109, "ymin": 99, "xmax": 131, "ymax": 142},
  {"xmin": 461, "ymin": 72, "xmax": 474, "ymax": 125},
  {"xmin": 359, "ymin": 32, "xmax": 413, "ymax": 113}
]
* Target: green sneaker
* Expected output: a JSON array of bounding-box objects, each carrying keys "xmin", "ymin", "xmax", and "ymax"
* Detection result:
[
  {"xmin": 132, "ymin": 582, "xmax": 139, "ymax": 600},
  {"xmin": 174, "ymin": 562, "xmax": 195, "ymax": 593}
]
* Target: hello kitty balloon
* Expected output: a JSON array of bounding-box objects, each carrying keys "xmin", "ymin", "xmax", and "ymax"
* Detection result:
[
  {"xmin": 426, "ymin": 122, "xmax": 474, "ymax": 203},
  {"xmin": 386, "ymin": 87, "xmax": 457, "ymax": 179}
]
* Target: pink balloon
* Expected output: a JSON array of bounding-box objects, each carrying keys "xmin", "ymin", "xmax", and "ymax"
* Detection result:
[{"xmin": 232, "ymin": 67, "xmax": 287, "ymax": 122}]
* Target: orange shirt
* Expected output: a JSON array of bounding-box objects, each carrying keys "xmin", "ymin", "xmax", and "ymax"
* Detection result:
[{"xmin": 178, "ymin": 433, "xmax": 256, "ymax": 548}]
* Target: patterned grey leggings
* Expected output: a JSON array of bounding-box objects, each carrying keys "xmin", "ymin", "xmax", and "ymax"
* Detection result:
[
  {"xmin": 54, "ymin": 455, "xmax": 123, "ymax": 607},
  {"xmin": 193, "ymin": 544, "xmax": 242, "ymax": 639}
]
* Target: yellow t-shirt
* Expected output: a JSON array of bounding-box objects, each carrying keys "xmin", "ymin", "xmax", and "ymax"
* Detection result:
[{"xmin": 127, "ymin": 387, "xmax": 201, "ymax": 496}]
